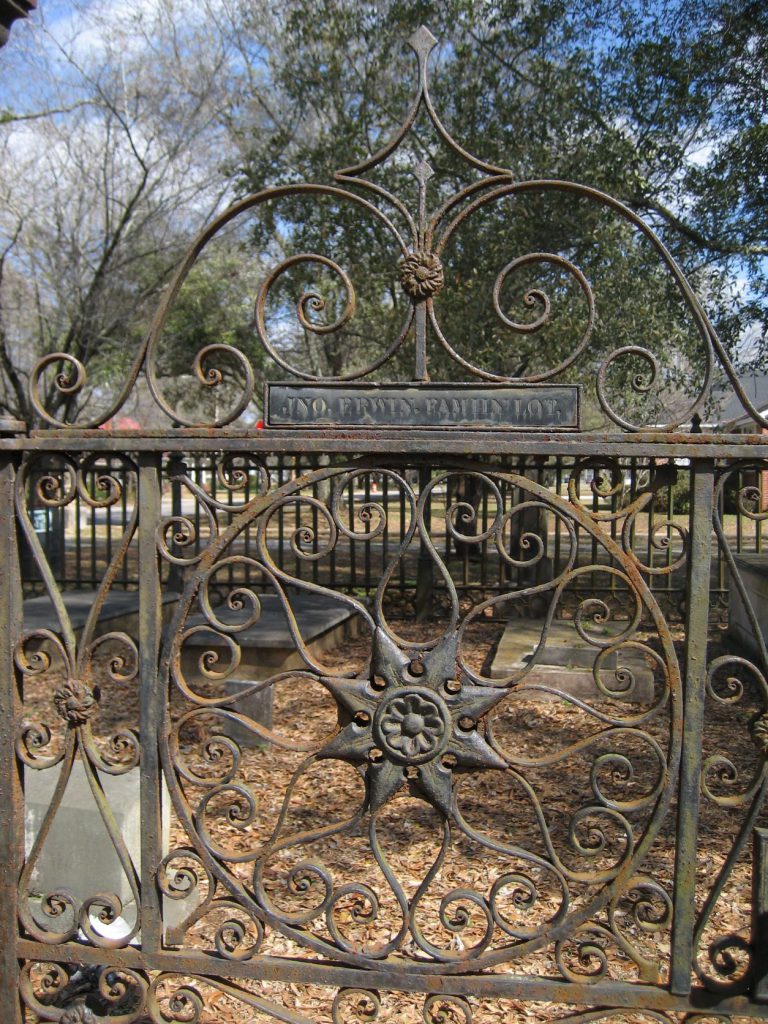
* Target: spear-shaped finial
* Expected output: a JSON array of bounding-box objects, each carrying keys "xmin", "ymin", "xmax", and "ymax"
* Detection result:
[
  {"xmin": 408, "ymin": 25, "xmax": 438, "ymax": 59},
  {"xmin": 409, "ymin": 25, "xmax": 437, "ymax": 87}
]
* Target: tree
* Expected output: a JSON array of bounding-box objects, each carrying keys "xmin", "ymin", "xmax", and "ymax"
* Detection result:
[
  {"xmin": 1, "ymin": 1, "xmax": 764, "ymax": 429},
  {"xmin": 0, "ymin": 0, "xmax": 273, "ymax": 426},
  {"xmin": 230, "ymin": 0, "xmax": 766, "ymax": 427}
]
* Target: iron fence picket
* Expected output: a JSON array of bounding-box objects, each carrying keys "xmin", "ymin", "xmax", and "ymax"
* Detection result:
[{"xmin": 16, "ymin": 451, "xmax": 747, "ymax": 613}]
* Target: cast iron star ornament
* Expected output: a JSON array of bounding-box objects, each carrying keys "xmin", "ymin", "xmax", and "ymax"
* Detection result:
[{"xmin": 317, "ymin": 629, "xmax": 508, "ymax": 815}]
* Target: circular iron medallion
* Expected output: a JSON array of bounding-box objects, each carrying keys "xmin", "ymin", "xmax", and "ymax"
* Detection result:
[{"xmin": 373, "ymin": 686, "xmax": 449, "ymax": 764}]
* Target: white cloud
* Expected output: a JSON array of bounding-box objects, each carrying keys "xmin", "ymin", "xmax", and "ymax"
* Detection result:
[
  {"xmin": 687, "ymin": 141, "xmax": 714, "ymax": 167},
  {"xmin": 43, "ymin": 0, "xmax": 231, "ymax": 68}
]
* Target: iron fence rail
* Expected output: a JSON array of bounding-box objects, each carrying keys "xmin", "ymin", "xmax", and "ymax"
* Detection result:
[{"xmin": 19, "ymin": 451, "xmax": 760, "ymax": 620}]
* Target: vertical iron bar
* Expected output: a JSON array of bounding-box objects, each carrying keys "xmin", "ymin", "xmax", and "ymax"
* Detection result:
[
  {"xmin": 572, "ymin": 460, "xmax": 582, "ymax": 602},
  {"xmin": 105, "ymin": 456, "xmax": 114, "ymax": 579},
  {"xmin": 138, "ymin": 453, "xmax": 163, "ymax": 951},
  {"xmin": 347, "ymin": 469, "xmax": 356, "ymax": 591},
  {"xmin": 277, "ymin": 455, "xmax": 285, "ymax": 576},
  {"xmin": 444, "ymin": 477, "xmax": 451, "ymax": 564},
  {"xmin": 403, "ymin": 477, "xmax": 409, "ymax": 598},
  {"xmin": 535, "ymin": 457, "xmax": 545, "ymax": 589},
  {"xmin": 244, "ymin": 456, "xmax": 252, "ymax": 587},
  {"xmin": 328, "ymin": 459, "xmax": 337, "ymax": 593},
  {"xmin": 75, "ymin": 474, "xmax": 82, "ymax": 588},
  {"xmin": 311, "ymin": 455, "xmax": 319, "ymax": 587},
  {"xmin": 382, "ymin": 469, "xmax": 389, "ymax": 587},
  {"xmin": 591, "ymin": 465, "xmax": 598, "ymax": 590},
  {"xmin": 629, "ymin": 458, "xmax": 637, "ymax": 553},
  {"xmin": 0, "ymin": 454, "xmax": 22, "ymax": 1021},
  {"xmin": 295, "ymin": 464, "xmax": 303, "ymax": 582},
  {"xmin": 759, "ymin": 465, "xmax": 764, "ymax": 554},
  {"xmin": 481, "ymin": 479, "xmax": 488, "ymax": 590},
  {"xmin": 415, "ymin": 464, "xmax": 433, "ymax": 620},
  {"xmin": 167, "ymin": 460, "xmax": 183, "ymax": 594},
  {"xmin": 554, "ymin": 458, "xmax": 562, "ymax": 588},
  {"xmin": 647, "ymin": 459, "xmax": 655, "ymax": 589},
  {"xmin": 121, "ymin": 455, "xmax": 129, "ymax": 586},
  {"xmin": 193, "ymin": 457, "xmax": 202, "ymax": 566},
  {"xmin": 670, "ymin": 457, "xmax": 715, "ymax": 995},
  {"xmin": 497, "ymin": 477, "xmax": 505, "ymax": 593},
  {"xmin": 628, "ymin": 458, "xmax": 638, "ymax": 605},
  {"xmin": 666, "ymin": 463, "xmax": 674, "ymax": 592},
  {"xmin": 363, "ymin": 470, "xmax": 371, "ymax": 594},
  {"xmin": 717, "ymin": 470, "xmax": 726, "ymax": 597},
  {"xmin": 413, "ymin": 159, "xmax": 430, "ymax": 383},
  {"xmin": 90, "ymin": 463, "xmax": 97, "ymax": 586},
  {"xmin": 609, "ymin": 463, "xmax": 618, "ymax": 597},
  {"xmin": 414, "ymin": 302, "xmax": 428, "ymax": 382}
]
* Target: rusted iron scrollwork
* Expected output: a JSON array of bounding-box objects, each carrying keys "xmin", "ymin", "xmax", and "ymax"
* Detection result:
[
  {"xmin": 7, "ymin": 20, "xmax": 768, "ymax": 1024},
  {"xmin": 155, "ymin": 460, "xmax": 680, "ymax": 983},
  {"xmin": 689, "ymin": 461, "xmax": 768, "ymax": 997},
  {"xmin": 19, "ymin": 962, "xmax": 148, "ymax": 1022},
  {"xmin": 14, "ymin": 454, "xmax": 141, "ymax": 949},
  {"xmin": 9, "ymin": 443, "xmax": 758, "ymax": 1024},
  {"xmin": 24, "ymin": 26, "xmax": 764, "ymax": 434}
]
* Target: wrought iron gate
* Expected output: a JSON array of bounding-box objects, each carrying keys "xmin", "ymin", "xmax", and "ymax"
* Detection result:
[{"xmin": 3, "ymin": 26, "xmax": 768, "ymax": 1024}]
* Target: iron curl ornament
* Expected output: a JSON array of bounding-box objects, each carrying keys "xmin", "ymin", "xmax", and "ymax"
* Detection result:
[
  {"xmin": 8, "ymin": 20, "xmax": 768, "ymax": 1024},
  {"xmin": 24, "ymin": 25, "xmax": 763, "ymax": 433},
  {"xmin": 159, "ymin": 459, "xmax": 681, "ymax": 977},
  {"xmin": 13, "ymin": 453, "xmax": 142, "ymax": 950}
]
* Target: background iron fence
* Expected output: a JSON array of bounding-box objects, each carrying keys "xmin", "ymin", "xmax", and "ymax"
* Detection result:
[{"xmin": 19, "ymin": 452, "xmax": 759, "ymax": 620}]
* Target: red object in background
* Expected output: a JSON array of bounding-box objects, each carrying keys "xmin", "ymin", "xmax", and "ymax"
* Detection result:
[
  {"xmin": 256, "ymin": 419, "xmax": 265, "ymax": 429},
  {"xmin": 99, "ymin": 416, "xmax": 141, "ymax": 431}
]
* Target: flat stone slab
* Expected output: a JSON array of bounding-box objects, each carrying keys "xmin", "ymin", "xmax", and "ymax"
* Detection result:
[
  {"xmin": 730, "ymin": 553, "xmax": 768, "ymax": 579},
  {"xmin": 23, "ymin": 589, "xmax": 180, "ymax": 638},
  {"xmin": 24, "ymin": 761, "xmax": 149, "ymax": 907},
  {"xmin": 183, "ymin": 591, "xmax": 357, "ymax": 651},
  {"xmin": 728, "ymin": 554, "xmax": 768, "ymax": 657},
  {"xmin": 182, "ymin": 592, "xmax": 360, "ymax": 747},
  {"xmin": 491, "ymin": 618, "xmax": 655, "ymax": 702},
  {"xmin": 210, "ymin": 681, "xmax": 274, "ymax": 749},
  {"xmin": 25, "ymin": 763, "xmax": 193, "ymax": 942}
]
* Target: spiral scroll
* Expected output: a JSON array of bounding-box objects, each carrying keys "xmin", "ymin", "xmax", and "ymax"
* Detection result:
[{"xmin": 153, "ymin": 457, "xmax": 680, "ymax": 980}]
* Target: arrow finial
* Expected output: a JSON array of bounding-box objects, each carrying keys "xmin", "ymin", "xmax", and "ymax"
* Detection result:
[
  {"xmin": 412, "ymin": 159, "xmax": 435, "ymax": 185},
  {"xmin": 408, "ymin": 25, "xmax": 438, "ymax": 61}
]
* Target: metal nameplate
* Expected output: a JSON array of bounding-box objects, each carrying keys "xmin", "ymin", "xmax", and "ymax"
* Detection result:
[{"xmin": 266, "ymin": 383, "xmax": 581, "ymax": 431}]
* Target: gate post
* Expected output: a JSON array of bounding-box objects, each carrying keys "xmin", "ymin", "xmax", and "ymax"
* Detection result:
[
  {"xmin": 752, "ymin": 827, "xmax": 768, "ymax": 999},
  {"xmin": 138, "ymin": 452, "xmax": 164, "ymax": 950},
  {"xmin": 670, "ymin": 457, "xmax": 715, "ymax": 994},
  {"xmin": 0, "ymin": 447, "xmax": 23, "ymax": 1020}
]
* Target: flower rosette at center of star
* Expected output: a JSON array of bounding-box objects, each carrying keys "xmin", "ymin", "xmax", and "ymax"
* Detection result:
[
  {"xmin": 317, "ymin": 629, "xmax": 507, "ymax": 815},
  {"xmin": 376, "ymin": 689, "xmax": 447, "ymax": 763}
]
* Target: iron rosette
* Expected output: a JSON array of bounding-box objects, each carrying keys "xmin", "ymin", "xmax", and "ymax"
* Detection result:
[{"xmin": 159, "ymin": 459, "xmax": 681, "ymax": 977}]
